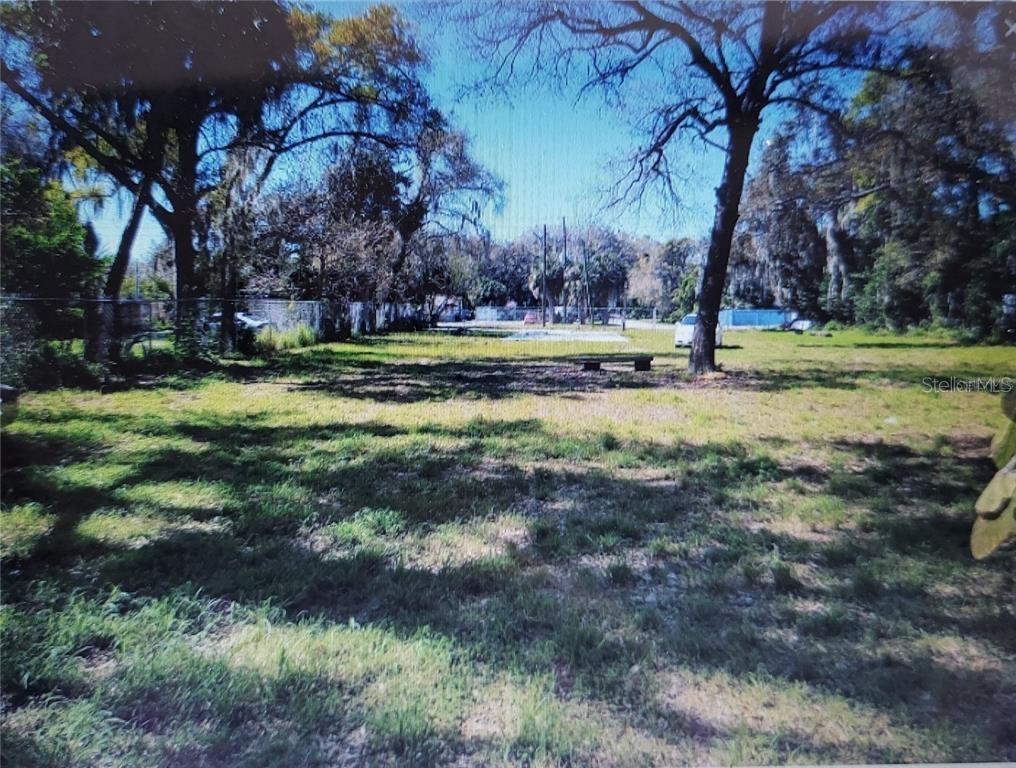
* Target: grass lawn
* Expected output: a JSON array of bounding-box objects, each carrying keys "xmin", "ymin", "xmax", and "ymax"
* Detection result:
[{"xmin": 2, "ymin": 327, "xmax": 1014, "ymax": 766}]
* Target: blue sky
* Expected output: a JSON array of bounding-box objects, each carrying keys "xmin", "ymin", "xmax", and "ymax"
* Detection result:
[
  {"xmin": 87, "ymin": 2, "xmax": 731, "ymax": 263},
  {"xmin": 425, "ymin": 55, "xmax": 726, "ymax": 244}
]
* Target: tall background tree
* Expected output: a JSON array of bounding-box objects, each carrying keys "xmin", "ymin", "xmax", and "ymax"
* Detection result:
[
  {"xmin": 242, "ymin": 125, "xmax": 498, "ymax": 315},
  {"xmin": 728, "ymin": 26, "xmax": 1015, "ymax": 336},
  {"xmin": 461, "ymin": 1, "xmax": 939, "ymax": 371},
  {"xmin": 628, "ymin": 238, "xmax": 701, "ymax": 319},
  {"xmin": 0, "ymin": 151, "xmax": 103, "ymax": 303},
  {"xmin": 726, "ymin": 131, "xmax": 826, "ymax": 316}
]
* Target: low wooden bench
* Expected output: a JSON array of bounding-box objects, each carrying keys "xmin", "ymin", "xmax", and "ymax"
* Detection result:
[{"xmin": 575, "ymin": 355, "xmax": 653, "ymax": 372}]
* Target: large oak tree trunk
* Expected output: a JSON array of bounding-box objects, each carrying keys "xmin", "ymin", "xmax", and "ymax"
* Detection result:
[
  {"xmin": 689, "ymin": 121, "xmax": 758, "ymax": 374},
  {"xmin": 171, "ymin": 122, "xmax": 202, "ymax": 357},
  {"xmin": 171, "ymin": 212, "xmax": 201, "ymax": 355}
]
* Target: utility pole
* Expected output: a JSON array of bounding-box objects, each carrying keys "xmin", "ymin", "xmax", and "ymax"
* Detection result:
[
  {"xmin": 562, "ymin": 218, "xmax": 571, "ymax": 324},
  {"xmin": 582, "ymin": 248, "xmax": 593, "ymax": 325},
  {"xmin": 542, "ymin": 224, "xmax": 548, "ymax": 327},
  {"xmin": 573, "ymin": 221, "xmax": 592, "ymax": 326},
  {"xmin": 622, "ymin": 277, "xmax": 628, "ymax": 332}
]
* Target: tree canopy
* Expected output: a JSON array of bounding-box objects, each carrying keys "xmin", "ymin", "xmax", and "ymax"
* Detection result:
[
  {"xmin": 1, "ymin": 1, "xmax": 1012, "ymax": 355},
  {"xmin": 727, "ymin": 36, "xmax": 1016, "ymax": 334},
  {"xmin": 0, "ymin": 151, "xmax": 103, "ymax": 300},
  {"xmin": 1, "ymin": 1, "xmax": 451, "ymax": 350}
]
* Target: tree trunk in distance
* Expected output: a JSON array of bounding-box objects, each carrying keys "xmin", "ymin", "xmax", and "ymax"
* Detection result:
[
  {"xmin": 85, "ymin": 185, "xmax": 148, "ymax": 363},
  {"xmin": 219, "ymin": 257, "xmax": 237, "ymax": 356}
]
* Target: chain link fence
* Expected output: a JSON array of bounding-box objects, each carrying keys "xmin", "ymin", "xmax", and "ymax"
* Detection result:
[
  {"xmin": 0, "ymin": 295, "xmax": 679, "ymax": 388},
  {"xmin": 473, "ymin": 305, "xmax": 659, "ymax": 324},
  {"xmin": 0, "ymin": 296, "xmax": 425, "ymax": 388}
]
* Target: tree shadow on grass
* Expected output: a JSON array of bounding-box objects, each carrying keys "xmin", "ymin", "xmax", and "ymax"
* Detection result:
[
  {"xmin": 283, "ymin": 358, "xmax": 682, "ymax": 403},
  {"xmin": 263, "ymin": 350, "xmax": 970, "ymax": 399},
  {"xmin": 82, "ymin": 491, "xmax": 1013, "ymax": 762},
  {"xmin": 4, "ymin": 401, "xmax": 1015, "ymax": 763},
  {"xmin": 718, "ymin": 366, "xmax": 960, "ymax": 392}
]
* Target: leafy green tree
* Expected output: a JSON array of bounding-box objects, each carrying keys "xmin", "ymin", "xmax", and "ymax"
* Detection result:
[
  {"xmin": 730, "ymin": 132, "xmax": 826, "ymax": 317},
  {"xmin": 2, "ymin": 2, "xmax": 442, "ymax": 352},
  {"xmin": 839, "ymin": 63, "xmax": 1014, "ymax": 333},
  {"xmin": 247, "ymin": 126, "xmax": 495, "ymax": 307},
  {"xmin": 0, "ymin": 156, "xmax": 103, "ymax": 301},
  {"xmin": 470, "ymin": 238, "xmax": 535, "ymax": 306},
  {"xmin": 730, "ymin": 27, "xmax": 1015, "ymax": 335},
  {"xmin": 670, "ymin": 267, "xmax": 701, "ymax": 321},
  {"xmin": 579, "ymin": 227, "xmax": 637, "ymax": 308},
  {"xmin": 853, "ymin": 241, "xmax": 925, "ymax": 329},
  {"xmin": 526, "ymin": 236, "xmax": 564, "ymax": 311},
  {"xmin": 404, "ymin": 237, "xmax": 476, "ymax": 324},
  {"xmin": 628, "ymin": 238, "xmax": 697, "ymax": 317},
  {"xmin": 0, "ymin": 151, "xmax": 105, "ymax": 381}
]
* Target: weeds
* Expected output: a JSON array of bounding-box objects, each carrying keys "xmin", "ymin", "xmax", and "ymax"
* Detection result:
[{"xmin": 254, "ymin": 323, "xmax": 318, "ymax": 354}]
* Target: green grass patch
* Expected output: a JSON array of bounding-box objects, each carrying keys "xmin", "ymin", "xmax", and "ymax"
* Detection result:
[{"xmin": 2, "ymin": 328, "xmax": 1012, "ymax": 765}]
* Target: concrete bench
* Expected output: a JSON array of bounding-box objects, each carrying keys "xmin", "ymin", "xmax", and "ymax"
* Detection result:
[{"xmin": 575, "ymin": 355, "xmax": 653, "ymax": 372}]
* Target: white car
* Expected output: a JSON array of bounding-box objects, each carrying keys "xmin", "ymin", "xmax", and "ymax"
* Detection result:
[
  {"xmin": 674, "ymin": 313, "xmax": 723, "ymax": 347},
  {"xmin": 235, "ymin": 312, "xmax": 274, "ymax": 332},
  {"xmin": 207, "ymin": 311, "xmax": 274, "ymax": 333}
]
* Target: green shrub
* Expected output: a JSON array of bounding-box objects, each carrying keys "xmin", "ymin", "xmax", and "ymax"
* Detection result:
[
  {"xmin": 254, "ymin": 323, "xmax": 318, "ymax": 355},
  {"xmin": 19, "ymin": 342, "xmax": 103, "ymax": 390}
]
